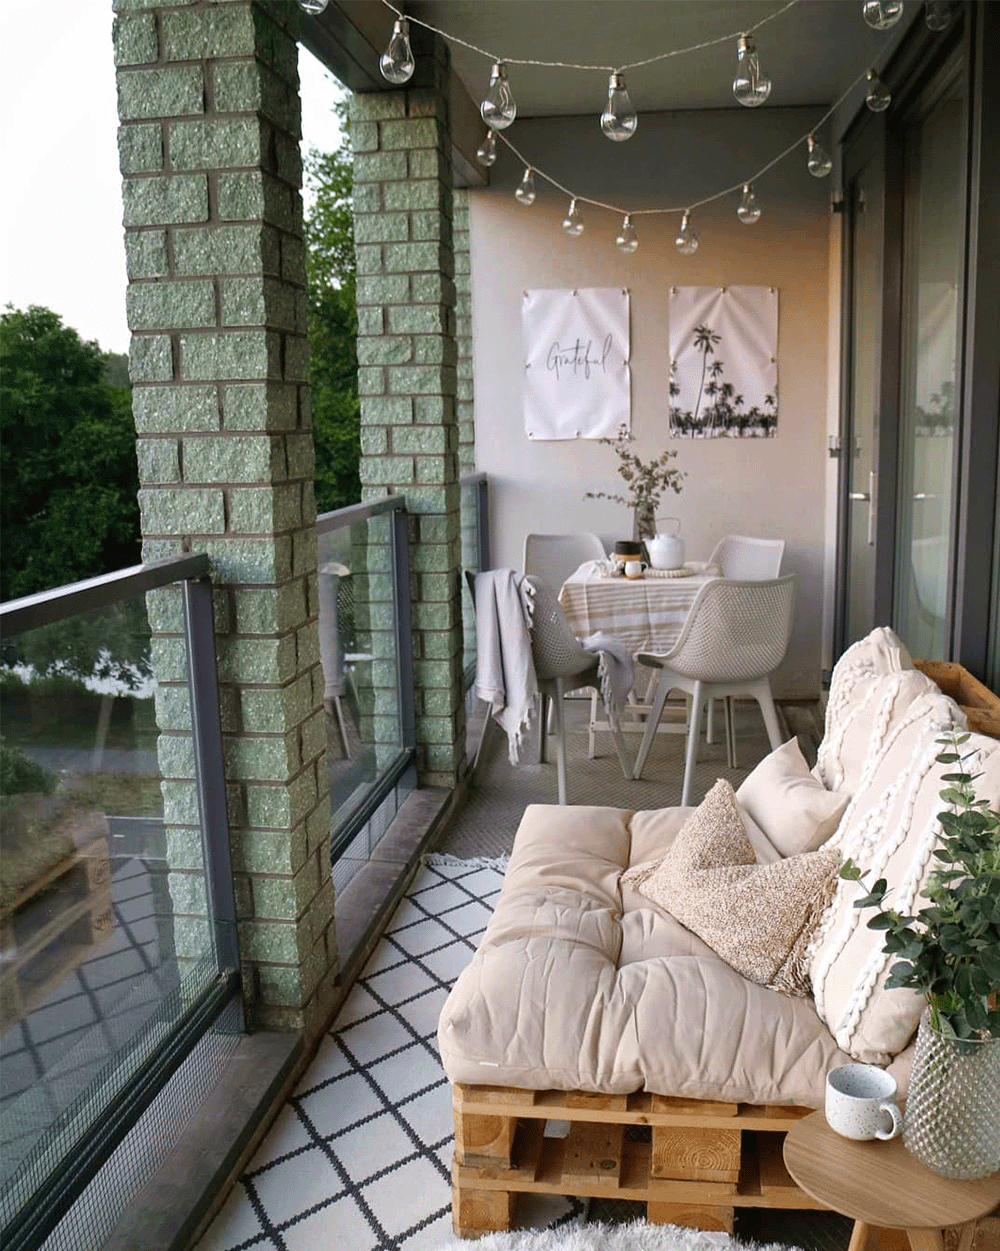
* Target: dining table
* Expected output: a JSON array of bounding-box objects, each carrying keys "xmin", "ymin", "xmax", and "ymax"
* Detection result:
[{"xmin": 557, "ymin": 558, "xmax": 722, "ymax": 755}]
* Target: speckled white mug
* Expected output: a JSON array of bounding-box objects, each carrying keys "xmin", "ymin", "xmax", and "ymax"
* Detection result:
[{"xmin": 825, "ymin": 1063, "xmax": 902, "ymax": 1141}]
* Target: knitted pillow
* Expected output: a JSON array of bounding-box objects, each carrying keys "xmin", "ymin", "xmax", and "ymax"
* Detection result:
[
  {"xmin": 622, "ymin": 778, "xmax": 839, "ymax": 996},
  {"xmin": 737, "ymin": 738, "xmax": 849, "ymax": 856}
]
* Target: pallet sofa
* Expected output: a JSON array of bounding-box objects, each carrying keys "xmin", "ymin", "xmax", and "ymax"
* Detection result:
[{"xmin": 437, "ymin": 628, "xmax": 1000, "ymax": 1237}]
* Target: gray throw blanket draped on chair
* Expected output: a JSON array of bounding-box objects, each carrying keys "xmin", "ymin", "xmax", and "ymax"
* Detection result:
[{"xmin": 474, "ymin": 569, "xmax": 538, "ymax": 764}]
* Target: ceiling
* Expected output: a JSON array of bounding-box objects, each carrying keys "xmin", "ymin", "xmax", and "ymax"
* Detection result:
[{"xmin": 402, "ymin": 0, "xmax": 921, "ymax": 116}]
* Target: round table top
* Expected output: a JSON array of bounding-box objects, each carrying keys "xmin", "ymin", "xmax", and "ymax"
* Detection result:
[{"xmin": 782, "ymin": 1112, "xmax": 1000, "ymax": 1230}]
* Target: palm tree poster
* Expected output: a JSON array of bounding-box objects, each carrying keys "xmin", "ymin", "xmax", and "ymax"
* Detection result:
[{"xmin": 668, "ymin": 285, "xmax": 778, "ymax": 438}]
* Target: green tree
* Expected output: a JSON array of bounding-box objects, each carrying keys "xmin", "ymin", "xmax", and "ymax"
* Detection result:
[
  {"xmin": 303, "ymin": 96, "xmax": 361, "ymax": 514},
  {"xmin": 0, "ymin": 305, "xmax": 140, "ymax": 601}
]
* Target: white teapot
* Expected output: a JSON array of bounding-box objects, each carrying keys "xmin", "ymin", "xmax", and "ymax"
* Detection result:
[{"xmin": 646, "ymin": 518, "xmax": 685, "ymax": 570}]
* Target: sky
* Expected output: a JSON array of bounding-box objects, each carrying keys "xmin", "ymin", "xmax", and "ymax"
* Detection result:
[{"xmin": 0, "ymin": 0, "xmax": 344, "ymax": 358}]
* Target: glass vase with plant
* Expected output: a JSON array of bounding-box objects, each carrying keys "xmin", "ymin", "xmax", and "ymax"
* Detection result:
[
  {"xmin": 584, "ymin": 425, "xmax": 684, "ymax": 541},
  {"xmin": 840, "ymin": 726, "xmax": 1000, "ymax": 1177}
]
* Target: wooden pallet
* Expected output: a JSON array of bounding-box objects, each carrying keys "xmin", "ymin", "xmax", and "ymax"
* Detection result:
[
  {"xmin": 451, "ymin": 1084, "xmax": 828, "ymax": 1238},
  {"xmin": 914, "ymin": 659, "xmax": 1000, "ymax": 739},
  {"xmin": 0, "ymin": 836, "xmax": 114, "ymax": 1029}
]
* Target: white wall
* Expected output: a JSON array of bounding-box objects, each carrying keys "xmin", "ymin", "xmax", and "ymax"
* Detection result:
[{"xmin": 467, "ymin": 108, "xmax": 836, "ymax": 698}]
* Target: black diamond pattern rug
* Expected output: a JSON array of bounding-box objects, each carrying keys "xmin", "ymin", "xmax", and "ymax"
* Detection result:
[{"xmin": 195, "ymin": 856, "xmax": 583, "ymax": 1251}]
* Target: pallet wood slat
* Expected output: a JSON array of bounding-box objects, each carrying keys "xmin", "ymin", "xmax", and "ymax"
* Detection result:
[{"xmin": 451, "ymin": 1082, "xmax": 828, "ymax": 1236}]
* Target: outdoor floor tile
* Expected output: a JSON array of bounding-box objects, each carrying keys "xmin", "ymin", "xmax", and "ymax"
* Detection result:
[
  {"xmin": 247, "ymin": 1144, "xmax": 339, "ymax": 1228},
  {"xmin": 244, "ymin": 1102, "xmax": 314, "ymax": 1172},
  {"xmin": 358, "ymin": 1156, "xmax": 446, "ymax": 1240},
  {"xmin": 279, "ymin": 1194, "xmax": 378, "ymax": 1251},
  {"xmin": 296, "ymin": 1070, "xmax": 384, "ymax": 1136}
]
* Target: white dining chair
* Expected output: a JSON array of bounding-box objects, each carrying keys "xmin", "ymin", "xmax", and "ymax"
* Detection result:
[
  {"xmin": 631, "ymin": 574, "xmax": 796, "ymax": 806},
  {"xmin": 706, "ymin": 534, "xmax": 785, "ymax": 580},
  {"xmin": 523, "ymin": 532, "xmax": 607, "ymax": 596}
]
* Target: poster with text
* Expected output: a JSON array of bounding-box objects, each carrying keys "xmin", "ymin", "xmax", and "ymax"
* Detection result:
[
  {"xmin": 669, "ymin": 285, "xmax": 778, "ymax": 438},
  {"xmin": 522, "ymin": 287, "xmax": 631, "ymax": 441}
]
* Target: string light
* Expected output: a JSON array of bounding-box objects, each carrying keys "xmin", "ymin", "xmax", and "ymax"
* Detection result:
[
  {"xmin": 862, "ymin": 0, "xmax": 904, "ymax": 30},
  {"xmin": 925, "ymin": 1, "xmax": 951, "ymax": 30},
  {"xmin": 733, "ymin": 34, "xmax": 772, "ymax": 107},
  {"xmin": 379, "ymin": 17, "xmax": 415, "ymax": 84},
  {"xmin": 675, "ymin": 211, "xmax": 699, "ymax": 255},
  {"xmin": 615, "ymin": 215, "xmax": 639, "ymax": 253},
  {"xmin": 865, "ymin": 69, "xmax": 892, "ymax": 111},
  {"xmin": 737, "ymin": 183, "xmax": 762, "ymax": 224},
  {"xmin": 514, "ymin": 167, "xmax": 536, "ymax": 205},
  {"xmin": 482, "ymin": 62, "xmax": 517, "ymax": 129},
  {"xmin": 297, "ymin": 0, "xmax": 328, "ymax": 12},
  {"xmin": 562, "ymin": 198, "xmax": 586, "ymax": 236},
  {"xmin": 601, "ymin": 73, "xmax": 638, "ymax": 141},
  {"xmin": 477, "ymin": 130, "xmax": 498, "ymax": 167},
  {"xmin": 807, "ymin": 135, "xmax": 833, "ymax": 178}
]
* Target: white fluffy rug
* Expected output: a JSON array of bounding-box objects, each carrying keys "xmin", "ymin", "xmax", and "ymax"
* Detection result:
[{"xmin": 429, "ymin": 1219, "xmax": 801, "ymax": 1251}]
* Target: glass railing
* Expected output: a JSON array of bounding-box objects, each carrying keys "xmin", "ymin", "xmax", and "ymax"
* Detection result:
[
  {"xmin": 316, "ymin": 499, "xmax": 417, "ymax": 895},
  {"xmin": 0, "ymin": 557, "xmax": 239, "ymax": 1250}
]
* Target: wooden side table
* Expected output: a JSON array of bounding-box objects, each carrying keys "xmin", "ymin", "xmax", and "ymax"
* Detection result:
[{"xmin": 783, "ymin": 1111, "xmax": 1000, "ymax": 1251}]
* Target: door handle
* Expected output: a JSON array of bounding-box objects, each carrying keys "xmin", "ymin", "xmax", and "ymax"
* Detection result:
[
  {"xmin": 848, "ymin": 472, "xmax": 877, "ymax": 545},
  {"xmin": 848, "ymin": 492, "xmax": 871, "ymax": 501}
]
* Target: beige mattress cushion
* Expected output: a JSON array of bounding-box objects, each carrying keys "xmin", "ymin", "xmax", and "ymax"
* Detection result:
[
  {"xmin": 622, "ymin": 779, "xmax": 839, "ymax": 996},
  {"xmin": 809, "ymin": 693, "xmax": 999, "ymax": 1064},
  {"xmin": 437, "ymin": 802, "xmax": 911, "ymax": 1109},
  {"xmin": 738, "ymin": 738, "xmax": 849, "ymax": 855}
]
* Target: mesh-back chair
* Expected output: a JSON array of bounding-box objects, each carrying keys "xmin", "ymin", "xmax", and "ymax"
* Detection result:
[
  {"xmin": 631, "ymin": 574, "xmax": 796, "ymax": 806},
  {"xmin": 465, "ymin": 570, "xmax": 632, "ymax": 804},
  {"xmin": 706, "ymin": 534, "xmax": 785, "ymax": 580},
  {"xmin": 523, "ymin": 532, "xmax": 606, "ymax": 596}
]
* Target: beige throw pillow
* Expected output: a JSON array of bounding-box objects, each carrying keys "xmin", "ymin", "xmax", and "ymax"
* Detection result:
[
  {"xmin": 737, "ymin": 738, "xmax": 849, "ymax": 856},
  {"xmin": 622, "ymin": 779, "xmax": 839, "ymax": 996}
]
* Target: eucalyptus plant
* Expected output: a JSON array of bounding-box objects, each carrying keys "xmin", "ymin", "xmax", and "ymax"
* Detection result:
[
  {"xmin": 585, "ymin": 426, "xmax": 684, "ymax": 541},
  {"xmin": 840, "ymin": 728, "xmax": 1000, "ymax": 1041}
]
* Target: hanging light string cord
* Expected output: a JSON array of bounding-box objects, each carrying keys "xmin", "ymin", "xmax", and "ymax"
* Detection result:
[
  {"xmin": 498, "ymin": 61, "xmax": 870, "ymax": 219},
  {"xmin": 379, "ymin": 0, "xmax": 799, "ymax": 74}
]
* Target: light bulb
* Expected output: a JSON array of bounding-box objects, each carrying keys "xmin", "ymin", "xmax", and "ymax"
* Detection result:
[
  {"xmin": 615, "ymin": 215, "xmax": 639, "ymax": 254},
  {"xmin": 297, "ymin": 0, "xmax": 329, "ymax": 12},
  {"xmin": 865, "ymin": 70, "xmax": 891, "ymax": 112},
  {"xmin": 514, "ymin": 167, "xmax": 536, "ymax": 206},
  {"xmin": 562, "ymin": 198, "xmax": 585, "ymax": 237},
  {"xmin": 862, "ymin": 0, "xmax": 904, "ymax": 29},
  {"xmin": 807, "ymin": 135, "xmax": 833, "ymax": 178},
  {"xmin": 481, "ymin": 62, "xmax": 516, "ymax": 130},
  {"xmin": 733, "ymin": 35, "xmax": 772, "ymax": 108},
  {"xmin": 476, "ymin": 130, "xmax": 497, "ymax": 167},
  {"xmin": 601, "ymin": 72, "xmax": 638, "ymax": 142},
  {"xmin": 925, "ymin": 0, "xmax": 951, "ymax": 30},
  {"xmin": 675, "ymin": 211, "xmax": 698, "ymax": 255},
  {"xmin": 379, "ymin": 18, "xmax": 415, "ymax": 84},
  {"xmin": 737, "ymin": 183, "xmax": 761, "ymax": 225}
]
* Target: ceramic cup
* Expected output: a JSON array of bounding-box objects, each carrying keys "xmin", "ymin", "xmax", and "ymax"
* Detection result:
[
  {"xmin": 825, "ymin": 1063, "xmax": 902, "ymax": 1141},
  {"xmin": 624, "ymin": 560, "xmax": 647, "ymax": 579}
]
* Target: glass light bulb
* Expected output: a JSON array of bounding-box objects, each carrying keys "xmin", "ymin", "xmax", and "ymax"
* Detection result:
[
  {"xmin": 925, "ymin": 0, "xmax": 951, "ymax": 30},
  {"xmin": 865, "ymin": 70, "xmax": 892, "ymax": 112},
  {"xmin": 601, "ymin": 72, "xmax": 638, "ymax": 142},
  {"xmin": 615, "ymin": 215, "xmax": 639, "ymax": 254},
  {"xmin": 562, "ymin": 198, "xmax": 585, "ymax": 237},
  {"xmin": 514, "ymin": 167, "xmax": 536, "ymax": 206},
  {"xmin": 297, "ymin": 0, "xmax": 329, "ymax": 12},
  {"xmin": 807, "ymin": 135, "xmax": 833, "ymax": 178},
  {"xmin": 379, "ymin": 18, "xmax": 415, "ymax": 84},
  {"xmin": 733, "ymin": 35, "xmax": 772, "ymax": 108},
  {"xmin": 476, "ymin": 130, "xmax": 497, "ymax": 167},
  {"xmin": 675, "ymin": 211, "xmax": 698, "ymax": 256},
  {"xmin": 481, "ymin": 62, "xmax": 516, "ymax": 130},
  {"xmin": 737, "ymin": 183, "xmax": 761, "ymax": 225},
  {"xmin": 862, "ymin": 0, "xmax": 904, "ymax": 29}
]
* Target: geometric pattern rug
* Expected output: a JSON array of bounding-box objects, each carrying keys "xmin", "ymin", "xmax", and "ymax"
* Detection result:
[{"xmin": 194, "ymin": 856, "xmax": 584, "ymax": 1251}]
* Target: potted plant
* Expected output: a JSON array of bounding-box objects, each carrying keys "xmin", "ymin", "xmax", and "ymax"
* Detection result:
[
  {"xmin": 840, "ymin": 726, "xmax": 1000, "ymax": 1178},
  {"xmin": 585, "ymin": 425, "xmax": 684, "ymax": 543}
]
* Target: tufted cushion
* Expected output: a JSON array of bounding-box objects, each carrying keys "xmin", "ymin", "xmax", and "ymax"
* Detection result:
[
  {"xmin": 622, "ymin": 779, "xmax": 839, "ymax": 995},
  {"xmin": 809, "ymin": 693, "xmax": 1000, "ymax": 1064},
  {"xmin": 738, "ymin": 738, "xmax": 849, "ymax": 855}
]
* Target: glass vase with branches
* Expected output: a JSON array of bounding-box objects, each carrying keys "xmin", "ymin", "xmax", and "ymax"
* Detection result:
[{"xmin": 585, "ymin": 426, "xmax": 684, "ymax": 541}]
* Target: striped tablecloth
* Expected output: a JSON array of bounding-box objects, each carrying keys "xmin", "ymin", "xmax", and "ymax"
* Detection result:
[{"xmin": 558, "ymin": 560, "xmax": 719, "ymax": 656}]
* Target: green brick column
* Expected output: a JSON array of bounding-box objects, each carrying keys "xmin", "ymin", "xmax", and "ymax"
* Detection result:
[
  {"xmin": 351, "ymin": 35, "xmax": 465, "ymax": 788},
  {"xmin": 453, "ymin": 188, "xmax": 478, "ymax": 679},
  {"xmin": 114, "ymin": 0, "xmax": 336, "ymax": 1034}
]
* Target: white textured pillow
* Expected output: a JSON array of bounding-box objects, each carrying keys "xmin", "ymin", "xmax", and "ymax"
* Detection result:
[
  {"xmin": 737, "ymin": 738, "xmax": 849, "ymax": 856},
  {"xmin": 809, "ymin": 692, "xmax": 998, "ymax": 1065}
]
